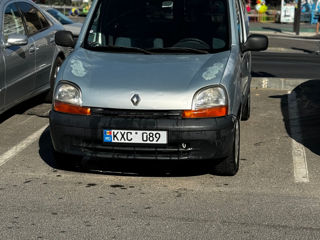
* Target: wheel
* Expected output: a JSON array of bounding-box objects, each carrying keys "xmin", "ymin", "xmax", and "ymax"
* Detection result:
[
  {"xmin": 45, "ymin": 56, "xmax": 63, "ymax": 102},
  {"xmin": 213, "ymin": 118, "xmax": 240, "ymax": 176},
  {"xmin": 241, "ymin": 90, "xmax": 251, "ymax": 121}
]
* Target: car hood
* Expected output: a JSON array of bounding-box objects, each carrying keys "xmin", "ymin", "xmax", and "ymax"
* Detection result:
[
  {"xmin": 61, "ymin": 48, "xmax": 230, "ymax": 110},
  {"xmin": 64, "ymin": 23, "xmax": 82, "ymax": 36}
]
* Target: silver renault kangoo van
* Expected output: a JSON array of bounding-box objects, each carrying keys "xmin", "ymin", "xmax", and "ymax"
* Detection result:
[{"xmin": 50, "ymin": 0, "xmax": 268, "ymax": 175}]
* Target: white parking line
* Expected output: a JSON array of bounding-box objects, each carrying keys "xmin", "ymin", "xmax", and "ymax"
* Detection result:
[
  {"xmin": 287, "ymin": 91, "xmax": 309, "ymax": 183},
  {"xmin": 18, "ymin": 115, "xmax": 35, "ymax": 125},
  {"xmin": 0, "ymin": 124, "xmax": 48, "ymax": 168}
]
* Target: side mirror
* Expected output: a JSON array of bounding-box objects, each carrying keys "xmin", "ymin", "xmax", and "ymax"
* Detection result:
[
  {"xmin": 6, "ymin": 34, "xmax": 28, "ymax": 47},
  {"xmin": 55, "ymin": 30, "xmax": 75, "ymax": 48},
  {"xmin": 242, "ymin": 34, "xmax": 268, "ymax": 52}
]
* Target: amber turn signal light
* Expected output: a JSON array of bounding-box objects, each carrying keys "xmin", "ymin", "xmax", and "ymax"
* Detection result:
[
  {"xmin": 54, "ymin": 101, "xmax": 91, "ymax": 115},
  {"xmin": 182, "ymin": 106, "xmax": 227, "ymax": 118}
]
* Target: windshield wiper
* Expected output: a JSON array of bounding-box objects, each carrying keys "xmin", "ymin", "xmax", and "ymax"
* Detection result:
[
  {"xmin": 86, "ymin": 45, "xmax": 152, "ymax": 54},
  {"xmin": 148, "ymin": 47, "xmax": 209, "ymax": 54}
]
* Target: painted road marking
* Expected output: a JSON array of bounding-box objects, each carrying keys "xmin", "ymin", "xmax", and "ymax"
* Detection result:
[
  {"xmin": 287, "ymin": 91, "xmax": 309, "ymax": 183},
  {"xmin": 262, "ymin": 78, "xmax": 268, "ymax": 88},
  {"xmin": 18, "ymin": 115, "xmax": 35, "ymax": 125},
  {"xmin": 0, "ymin": 124, "xmax": 48, "ymax": 168}
]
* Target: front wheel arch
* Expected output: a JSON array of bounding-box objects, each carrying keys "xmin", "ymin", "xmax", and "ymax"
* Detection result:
[
  {"xmin": 45, "ymin": 54, "xmax": 64, "ymax": 102},
  {"xmin": 212, "ymin": 117, "xmax": 240, "ymax": 176}
]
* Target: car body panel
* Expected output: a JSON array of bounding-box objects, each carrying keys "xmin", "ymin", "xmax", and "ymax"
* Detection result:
[
  {"xmin": 68, "ymin": 0, "xmax": 246, "ymax": 116},
  {"xmin": 0, "ymin": 40, "xmax": 5, "ymax": 109},
  {"xmin": 2, "ymin": 2, "xmax": 36, "ymax": 106},
  {"xmin": 238, "ymin": 0, "xmax": 251, "ymax": 109},
  {"xmin": 4, "ymin": 38, "xmax": 36, "ymax": 106},
  {"xmin": 50, "ymin": 110, "xmax": 236, "ymax": 160},
  {"xmin": 59, "ymin": 48, "xmax": 230, "ymax": 110},
  {"xmin": 32, "ymin": 29, "xmax": 56, "ymax": 89},
  {"xmin": 50, "ymin": 0, "xmax": 268, "ymax": 168}
]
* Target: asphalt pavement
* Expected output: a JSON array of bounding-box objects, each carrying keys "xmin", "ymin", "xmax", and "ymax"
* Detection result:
[
  {"xmin": 250, "ymin": 22, "xmax": 319, "ymax": 36},
  {"xmin": 1, "ymin": 88, "xmax": 320, "ymax": 239},
  {"xmin": 252, "ymin": 52, "xmax": 320, "ymax": 78},
  {"xmin": 250, "ymin": 21, "xmax": 320, "ymax": 89},
  {"xmin": 248, "ymin": 21, "xmax": 320, "ymax": 54},
  {"xmin": 0, "ymin": 15, "xmax": 319, "ymax": 239}
]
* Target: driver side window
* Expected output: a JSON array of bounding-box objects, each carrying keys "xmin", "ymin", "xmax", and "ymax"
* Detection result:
[{"xmin": 3, "ymin": 4, "xmax": 26, "ymax": 41}]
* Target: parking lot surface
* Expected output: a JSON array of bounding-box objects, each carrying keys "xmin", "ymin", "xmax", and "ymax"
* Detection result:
[{"xmin": 0, "ymin": 86, "xmax": 320, "ymax": 239}]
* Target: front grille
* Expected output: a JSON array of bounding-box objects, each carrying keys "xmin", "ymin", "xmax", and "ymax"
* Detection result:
[
  {"xmin": 81, "ymin": 143, "xmax": 198, "ymax": 160},
  {"xmin": 91, "ymin": 108, "xmax": 183, "ymax": 119}
]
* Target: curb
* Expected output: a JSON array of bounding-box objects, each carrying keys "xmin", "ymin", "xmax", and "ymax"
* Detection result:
[
  {"xmin": 251, "ymin": 77, "xmax": 312, "ymax": 91},
  {"xmin": 263, "ymin": 47, "xmax": 311, "ymax": 54},
  {"xmin": 250, "ymin": 30, "xmax": 318, "ymax": 38}
]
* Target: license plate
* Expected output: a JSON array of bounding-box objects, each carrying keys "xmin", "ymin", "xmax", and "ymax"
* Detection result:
[{"xmin": 103, "ymin": 129, "xmax": 167, "ymax": 144}]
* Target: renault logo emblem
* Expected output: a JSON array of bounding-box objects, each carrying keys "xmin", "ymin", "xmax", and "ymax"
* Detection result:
[{"xmin": 131, "ymin": 94, "xmax": 141, "ymax": 106}]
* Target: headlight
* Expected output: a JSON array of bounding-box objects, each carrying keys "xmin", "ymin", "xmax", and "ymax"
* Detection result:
[
  {"xmin": 182, "ymin": 87, "xmax": 228, "ymax": 118},
  {"xmin": 53, "ymin": 82, "xmax": 91, "ymax": 115},
  {"xmin": 54, "ymin": 83, "xmax": 82, "ymax": 106},
  {"xmin": 193, "ymin": 87, "xmax": 226, "ymax": 110}
]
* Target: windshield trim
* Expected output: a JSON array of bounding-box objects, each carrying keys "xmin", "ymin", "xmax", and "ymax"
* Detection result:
[
  {"xmin": 85, "ymin": 45, "xmax": 153, "ymax": 54},
  {"xmin": 82, "ymin": 0, "xmax": 231, "ymax": 54}
]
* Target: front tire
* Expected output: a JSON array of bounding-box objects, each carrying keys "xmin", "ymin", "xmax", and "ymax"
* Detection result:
[{"xmin": 213, "ymin": 118, "xmax": 240, "ymax": 176}]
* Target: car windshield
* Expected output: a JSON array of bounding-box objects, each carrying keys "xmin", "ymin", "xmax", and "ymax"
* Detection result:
[
  {"xmin": 84, "ymin": 0, "xmax": 230, "ymax": 54},
  {"xmin": 47, "ymin": 8, "xmax": 74, "ymax": 25}
]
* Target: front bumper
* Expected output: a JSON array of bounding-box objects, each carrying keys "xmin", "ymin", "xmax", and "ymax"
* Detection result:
[{"xmin": 49, "ymin": 110, "xmax": 236, "ymax": 160}]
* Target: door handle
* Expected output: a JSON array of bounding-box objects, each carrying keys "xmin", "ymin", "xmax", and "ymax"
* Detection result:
[
  {"xmin": 29, "ymin": 46, "xmax": 36, "ymax": 54},
  {"xmin": 29, "ymin": 46, "xmax": 39, "ymax": 54}
]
